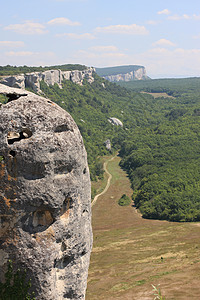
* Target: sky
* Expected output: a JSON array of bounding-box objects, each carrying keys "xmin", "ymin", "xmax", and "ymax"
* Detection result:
[{"xmin": 1, "ymin": 0, "xmax": 200, "ymax": 78}]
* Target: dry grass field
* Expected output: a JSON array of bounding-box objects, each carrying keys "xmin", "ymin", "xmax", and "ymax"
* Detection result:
[
  {"xmin": 86, "ymin": 155, "xmax": 200, "ymax": 300},
  {"xmin": 140, "ymin": 91, "xmax": 175, "ymax": 99}
]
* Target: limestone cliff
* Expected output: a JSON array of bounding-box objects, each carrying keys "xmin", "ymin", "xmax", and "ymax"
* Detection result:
[
  {"xmin": 0, "ymin": 84, "xmax": 92, "ymax": 299},
  {"xmin": 95, "ymin": 65, "xmax": 149, "ymax": 82},
  {"xmin": 103, "ymin": 67, "xmax": 148, "ymax": 82},
  {"xmin": 0, "ymin": 67, "xmax": 94, "ymax": 93}
]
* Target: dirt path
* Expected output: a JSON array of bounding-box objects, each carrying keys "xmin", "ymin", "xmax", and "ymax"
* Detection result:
[
  {"xmin": 86, "ymin": 156, "xmax": 200, "ymax": 300},
  {"xmin": 92, "ymin": 155, "xmax": 116, "ymax": 208}
]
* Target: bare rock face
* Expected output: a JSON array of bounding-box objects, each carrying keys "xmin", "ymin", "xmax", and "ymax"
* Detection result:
[
  {"xmin": 108, "ymin": 117, "xmax": 123, "ymax": 127},
  {"xmin": 1, "ymin": 68, "xmax": 95, "ymax": 94},
  {"xmin": 102, "ymin": 67, "xmax": 148, "ymax": 82},
  {"xmin": 0, "ymin": 84, "xmax": 92, "ymax": 299}
]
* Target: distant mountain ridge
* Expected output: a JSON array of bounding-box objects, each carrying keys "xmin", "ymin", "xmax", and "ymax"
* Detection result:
[{"xmin": 95, "ymin": 65, "xmax": 150, "ymax": 82}]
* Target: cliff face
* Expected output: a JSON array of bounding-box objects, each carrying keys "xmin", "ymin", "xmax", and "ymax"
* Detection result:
[
  {"xmin": 0, "ymin": 84, "xmax": 92, "ymax": 299},
  {"xmin": 103, "ymin": 67, "xmax": 148, "ymax": 82},
  {"xmin": 0, "ymin": 67, "xmax": 94, "ymax": 93}
]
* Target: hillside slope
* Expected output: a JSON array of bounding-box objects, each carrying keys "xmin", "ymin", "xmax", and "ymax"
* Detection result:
[{"xmin": 1, "ymin": 64, "xmax": 200, "ymax": 222}]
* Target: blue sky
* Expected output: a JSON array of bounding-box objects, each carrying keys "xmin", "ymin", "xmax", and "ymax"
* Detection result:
[{"xmin": 1, "ymin": 0, "xmax": 200, "ymax": 78}]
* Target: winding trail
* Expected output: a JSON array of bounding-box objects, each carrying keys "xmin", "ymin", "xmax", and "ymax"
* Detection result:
[{"xmin": 91, "ymin": 155, "xmax": 116, "ymax": 208}]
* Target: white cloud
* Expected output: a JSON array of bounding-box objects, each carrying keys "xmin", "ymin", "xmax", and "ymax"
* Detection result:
[
  {"xmin": 73, "ymin": 49, "xmax": 127, "ymax": 67},
  {"xmin": 56, "ymin": 32, "xmax": 96, "ymax": 39},
  {"xmin": 0, "ymin": 51, "xmax": 58, "ymax": 67},
  {"xmin": 133, "ymin": 47, "xmax": 200, "ymax": 77},
  {"xmin": 95, "ymin": 24, "xmax": 148, "ymax": 35},
  {"xmin": 0, "ymin": 41, "xmax": 25, "ymax": 48},
  {"xmin": 168, "ymin": 14, "xmax": 190, "ymax": 21},
  {"xmin": 167, "ymin": 13, "xmax": 200, "ymax": 21},
  {"xmin": 47, "ymin": 17, "xmax": 80, "ymax": 26},
  {"xmin": 146, "ymin": 20, "xmax": 159, "ymax": 25},
  {"xmin": 6, "ymin": 51, "xmax": 35, "ymax": 57},
  {"xmin": 89, "ymin": 45, "xmax": 118, "ymax": 52},
  {"xmin": 193, "ymin": 34, "xmax": 200, "ymax": 39},
  {"xmin": 152, "ymin": 39, "xmax": 176, "ymax": 47},
  {"xmin": 193, "ymin": 14, "xmax": 200, "ymax": 20},
  {"xmin": 4, "ymin": 22, "xmax": 48, "ymax": 35},
  {"xmin": 157, "ymin": 9, "xmax": 171, "ymax": 15}
]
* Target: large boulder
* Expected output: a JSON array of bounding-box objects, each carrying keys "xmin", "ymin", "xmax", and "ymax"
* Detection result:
[{"xmin": 0, "ymin": 84, "xmax": 92, "ymax": 299}]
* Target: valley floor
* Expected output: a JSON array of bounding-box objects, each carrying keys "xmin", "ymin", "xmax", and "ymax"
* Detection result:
[{"xmin": 86, "ymin": 155, "xmax": 200, "ymax": 300}]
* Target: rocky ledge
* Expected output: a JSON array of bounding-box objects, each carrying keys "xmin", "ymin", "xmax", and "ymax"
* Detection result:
[
  {"xmin": 0, "ymin": 84, "xmax": 92, "ymax": 299},
  {"xmin": 103, "ymin": 67, "xmax": 148, "ymax": 82},
  {"xmin": 0, "ymin": 67, "xmax": 95, "ymax": 93}
]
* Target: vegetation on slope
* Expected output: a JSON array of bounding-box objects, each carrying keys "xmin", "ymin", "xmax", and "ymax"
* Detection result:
[
  {"xmin": 1, "ymin": 63, "xmax": 200, "ymax": 222},
  {"xmin": 0, "ymin": 64, "xmax": 87, "ymax": 76},
  {"xmin": 119, "ymin": 78, "xmax": 200, "ymax": 221},
  {"xmin": 95, "ymin": 65, "xmax": 144, "ymax": 77},
  {"xmin": 118, "ymin": 194, "xmax": 131, "ymax": 206}
]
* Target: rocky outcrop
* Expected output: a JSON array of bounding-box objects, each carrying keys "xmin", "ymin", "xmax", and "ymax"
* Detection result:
[
  {"xmin": 103, "ymin": 67, "xmax": 148, "ymax": 82},
  {"xmin": 0, "ymin": 67, "xmax": 94, "ymax": 93},
  {"xmin": 108, "ymin": 117, "xmax": 123, "ymax": 127},
  {"xmin": 0, "ymin": 84, "xmax": 92, "ymax": 299},
  {"xmin": 104, "ymin": 139, "xmax": 111, "ymax": 151}
]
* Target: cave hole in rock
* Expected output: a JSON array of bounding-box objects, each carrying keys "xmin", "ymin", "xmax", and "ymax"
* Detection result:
[
  {"xmin": 61, "ymin": 242, "xmax": 67, "ymax": 252},
  {"xmin": 9, "ymin": 150, "xmax": 16, "ymax": 157},
  {"xmin": 54, "ymin": 162, "xmax": 73, "ymax": 175},
  {"xmin": 83, "ymin": 167, "xmax": 87, "ymax": 174},
  {"xmin": 7, "ymin": 128, "xmax": 32, "ymax": 145},
  {"xmin": 22, "ymin": 208, "xmax": 54, "ymax": 233},
  {"xmin": 54, "ymin": 254, "xmax": 74, "ymax": 269},
  {"xmin": 61, "ymin": 197, "xmax": 72, "ymax": 215},
  {"xmin": 6, "ymin": 93, "xmax": 28, "ymax": 103},
  {"xmin": 33, "ymin": 210, "xmax": 54, "ymax": 228},
  {"xmin": 54, "ymin": 124, "xmax": 70, "ymax": 133}
]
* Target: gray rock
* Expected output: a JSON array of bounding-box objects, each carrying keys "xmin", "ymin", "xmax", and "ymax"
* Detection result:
[
  {"xmin": 0, "ymin": 84, "xmax": 92, "ymax": 300},
  {"xmin": 1, "ymin": 74, "xmax": 25, "ymax": 89},
  {"xmin": 103, "ymin": 67, "xmax": 148, "ymax": 82},
  {"xmin": 0, "ymin": 68, "xmax": 95, "ymax": 94},
  {"xmin": 104, "ymin": 139, "xmax": 111, "ymax": 151},
  {"xmin": 108, "ymin": 117, "xmax": 123, "ymax": 127}
]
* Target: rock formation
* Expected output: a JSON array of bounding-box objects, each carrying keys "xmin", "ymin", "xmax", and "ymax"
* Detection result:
[
  {"xmin": 95, "ymin": 65, "xmax": 149, "ymax": 82},
  {"xmin": 108, "ymin": 117, "xmax": 123, "ymax": 127},
  {"xmin": 103, "ymin": 68, "xmax": 147, "ymax": 82},
  {"xmin": 0, "ymin": 67, "xmax": 94, "ymax": 94},
  {"xmin": 104, "ymin": 139, "xmax": 111, "ymax": 151},
  {"xmin": 0, "ymin": 84, "xmax": 92, "ymax": 299}
]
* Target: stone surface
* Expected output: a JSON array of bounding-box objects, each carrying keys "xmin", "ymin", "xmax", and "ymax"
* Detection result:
[
  {"xmin": 102, "ymin": 67, "xmax": 148, "ymax": 82},
  {"xmin": 104, "ymin": 139, "xmax": 111, "ymax": 151},
  {"xmin": 0, "ymin": 67, "xmax": 95, "ymax": 94},
  {"xmin": 0, "ymin": 84, "xmax": 92, "ymax": 299},
  {"xmin": 108, "ymin": 117, "xmax": 123, "ymax": 127}
]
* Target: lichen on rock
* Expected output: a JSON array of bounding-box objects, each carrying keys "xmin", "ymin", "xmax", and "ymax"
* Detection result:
[{"xmin": 0, "ymin": 84, "xmax": 92, "ymax": 299}]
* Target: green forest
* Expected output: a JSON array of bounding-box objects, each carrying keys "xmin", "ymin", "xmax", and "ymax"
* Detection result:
[
  {"xmin": 0, "ymin": 64, "xmax": 86, "ymax": 76},
  {"xmin": 1, "ymin": 65, "xmax": 200, "ymax": 222}
]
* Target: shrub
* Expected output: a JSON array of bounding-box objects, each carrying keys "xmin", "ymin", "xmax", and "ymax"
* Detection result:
[
  {"xmin": 118, "ymin": 194, "xmax": 131, "ymax": 206},
  {"xmin": 0, "ymin": 260, "xmax": 35, "ymax": 300}
]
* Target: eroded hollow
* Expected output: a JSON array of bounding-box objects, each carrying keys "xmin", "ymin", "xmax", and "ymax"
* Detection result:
[
  {"xmin": 22, "ymin": 208, "xmax": 54, "ymax": 233},
  {"xmin": 7, "ymin": 128, "xmax": 32, "ymax": 145},
  {"xmin": 54, "ymin": 124, "xmax": 70, "ymax": 133},
  {"xmin": 6, "ymin": 93, "xmax": 28, "ymax": 103},
  {"xmin": 9, "ymin": 150, "xmax": 16, "ymax": 157},
  {"xmin": 54, "ymin": 161, "xmax": 73, "ymax": 175},
  {"xmin": 61, "ymin": 197, "xmax": 73, "ymax": 215},
  {"xmin": 54, "ymin": 254, "xmax": 74, "ymax": 269}
]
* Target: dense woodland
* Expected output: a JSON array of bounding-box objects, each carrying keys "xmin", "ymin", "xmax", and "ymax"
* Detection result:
[
  {"xmin": 0, "ymin": 64, "xmax": 86, "ymax": 76},
  {"xmin": 1, "ymin": 65, "xmax": 200, "ymax": 222}
]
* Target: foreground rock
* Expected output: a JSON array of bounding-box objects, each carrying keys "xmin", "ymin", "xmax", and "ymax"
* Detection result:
[{"xmin": 0, "ymin": 84, "xmax": 92, "ymax": 299}]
